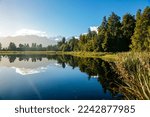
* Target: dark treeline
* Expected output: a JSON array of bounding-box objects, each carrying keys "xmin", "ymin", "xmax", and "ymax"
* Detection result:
[
  {"xmin": 0, "ymin": 7, "xmax": 149, "ymax": 52},
  {"xmin": 0, "ymin": 42, "xmax": 60, "ymax": 51},
  {"xmin": 0, "ymin": 42, "xmax": 47, "ymax": 51}
]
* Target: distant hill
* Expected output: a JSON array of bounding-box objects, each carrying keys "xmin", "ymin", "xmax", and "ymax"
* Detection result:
[{"xmin": 0, "ymin": 35, "xmax": 62, "ymax": 48}]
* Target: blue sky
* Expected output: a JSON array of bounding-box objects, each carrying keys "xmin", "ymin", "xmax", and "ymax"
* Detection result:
[{"xmin": 0, "ymin": 0, "xmax": 149, "ymax": 37}]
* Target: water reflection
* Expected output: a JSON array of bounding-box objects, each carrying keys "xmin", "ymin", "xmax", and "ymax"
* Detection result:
[
  {"xmin": 0, "ymin": 55, "xmax": 56, "ymax": 75},
  {"xmin": 0, "ymin": 54, "xmax": 123, "ymax": 100}
]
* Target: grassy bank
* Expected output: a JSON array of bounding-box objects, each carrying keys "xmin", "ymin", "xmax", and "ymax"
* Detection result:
[
  {"xmin": 0, "ymin": 51, "xmax": 118, "ymax": 61},
  {"xmin": 112, "ymin": 52, "xmax": 150, "ymax": 99},
  {"xmin": 0, "ymin": 50, "xmax": 149, "ymax": 99},
  {"xmin": 56, "ymin": 51, "xmax": 118, "ymax": 61}
]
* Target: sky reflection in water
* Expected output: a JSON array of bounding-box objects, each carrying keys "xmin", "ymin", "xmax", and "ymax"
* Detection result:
[{"xmin": 0, "ymin": 55, "xmax": 121, "ymax": 100}]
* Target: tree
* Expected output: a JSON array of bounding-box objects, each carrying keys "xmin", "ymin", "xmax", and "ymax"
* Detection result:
[
  {"xmin": 78, "ymin": 34, "xmax": 88, "ymax": 51},
  {"xmin": 37, "ymin": 44, "xmax": 43, "ymax": 50},
  {"xmin": 121, "ymin": 14, "xmax": 135, "ymax": 51},
  {"xmin": 25, "ymin": 44, "xmax": 30, "ymax": 51},
  {"xmin": 39, "ymin": 44, "xmax": 42, "ymax": 48},
  {"xmin": 105, "ymin": 12, "xmax": 122, "ymax": 52},
  {"xmin": 18, "ymin": 44, "xmax": 24, "ymax": 51},
  {"xmin": 47, "ymin": 45, "xmax": 58, "ymax": 51},
  {"xmin": 57, "ymin": 37, "xmax": 67, "ymax": 51},
  {"xmin": 54, "ymin": 6, "xmax": 150, "ymax": 52},
  {"xmin": 0, "ymin": 43, "xmax": 2, "ymax": 50},
  {"xmin": 31, "ymin": 43, "xmax": 37, "ymax": 51},
  {"xmin": 131, "ymin": 9, "xmax": 142, "ymax": 51},
  {"xmin": 78, "ymin": 29, "xmax": 98, "ymax": 51},
  {"xmin": 141, "ymin": 7, "xmax": 150, "ymax": 51},
  {"xmin": 62, "ymin": 43, "xmax": 70, "ymax": 51},
  {"xmin": 98, "ymin": 16, "xmax": 108, "ymax": 52},
  {"xmin": 146, "ymin": 26, "xmax": 150, "ymax": 51},
  {"xmin": 8, "ymin": 42, "xmax": 17, "ymax": 51},
  {"xmin": 68, "ymin": 37, "xmax": 79, "ymax": 51},
  {"xmin": 84, "ymin": 39, "xmax": 95, "ymax": 51},
  {"xmin": 101, "ymin": 32, "xmax": 109, "ymax": 52},
  {"xmin": 131, "ymin": 7, "xmax": 150, "ymax": 51},
  {"xmin": 32, "ymin": 43, "xmax": 37, "ymax": 48},
  {"xmin": 62, "ymin": 37, "xmax": 66, "ymax": 44},
  {"xmin": 87, "ymin": 28, "xmax": 97, "ymax": 40}
]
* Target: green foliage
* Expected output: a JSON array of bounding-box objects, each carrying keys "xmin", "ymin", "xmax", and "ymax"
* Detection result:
[
  {"xmin": 57, "ymin": 37, "xmax": 67, "ymax": 51},
  {"xmin": 55, "ymin": 10, "xmax": 136, "ymax": 53},
  {"xmin": 0, "ymin": 43, "xmax": 2, "ymax": 50},
  {"xmin": 121, "ymin": 14, "xmax": 135, "ymax": 51},
  {"xmin": 107, "ymin": 12, "xmax": 122, "ymax": 52},
  {"xmin": 47, "ymin": 45, "xmax": 58, "ymax": 51},
  {"xmin": 98, "ymin": 16, "xmax": 108, "ymax": 52},
  {"xmin": 68, "ymin": 37, "xmax": 79, "ymax": 51},
  {"xmin": 114, "ymin": 52, "xmax": 150, "ymax": 99},
  {"xmin": 0, "ymin": 42, "xmax": 47, "ymax": 51},
  {"xmin": 131, "ymin": 7, "xmax": 150, "ymax": 51},
  {"xmin": 0, "ymin": 6, "xmax": 149, "ymax": 52},
  {"xmin": 8, "ymin": 42, "xmax": 17, "ymax": 51}
]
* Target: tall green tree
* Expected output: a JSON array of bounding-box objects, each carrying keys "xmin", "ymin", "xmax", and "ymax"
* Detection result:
[
  {"xmin": 142, "ymin": 7, "xmax": 150, "ymax": 51},
  {"xmin": 131, "ymin": 7, "xmax": 150, "ymax": 51},
  {"xmin": 85, "ymin": 30, "xmax": 97, "ymax": 52},
  {"xmin": 131, "ymin": 9, "xmax": 142, "ymax": 51},
  {"xmin": 78, "ymin": 34, "xmax": 88, "ymax": 51},
  {"xmin": 57, "ymin": 37, "xmax": 67, "ymax": 51},
  {"xmin": 121, "ymin": 14, "xmax": 135, "ymax": 51},
  {"xmin": 98, "ymin": 16, "xmax": 108, "ymax": 52},
  {"xmin": 68, "ymin": 37, "xmax": 79, "ymax": 51},
  {"xmin": 107, "ymin": 12, "xmax": 122, "ymax": 52}
]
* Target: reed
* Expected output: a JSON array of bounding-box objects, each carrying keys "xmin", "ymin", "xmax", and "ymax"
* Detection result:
[{"xmin": 113, "ymin": 52, "xmax": 150, "ymax": 100}]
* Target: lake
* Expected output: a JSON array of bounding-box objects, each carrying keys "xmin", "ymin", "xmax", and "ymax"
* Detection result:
[{"xmin": 0, "ymin": 54, "xmax": 123, "ymax": 100}]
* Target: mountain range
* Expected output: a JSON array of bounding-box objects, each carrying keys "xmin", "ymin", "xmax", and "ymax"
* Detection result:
[{"xmin": 0, "ymin": 35, "xmax": 62, "ymax": 48}]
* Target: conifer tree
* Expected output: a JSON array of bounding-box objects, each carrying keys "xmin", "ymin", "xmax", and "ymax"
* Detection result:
[
  {"xmin": 131, "ymin": 7, "xmax": 150, "ymax": 51},
  {"xmin": 121, "ymin": 14, "xmax": 135, "ymax": 51}
]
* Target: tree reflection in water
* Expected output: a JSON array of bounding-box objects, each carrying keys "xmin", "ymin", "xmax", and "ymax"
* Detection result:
[{"xmin": 0, "ymin": 54, "xmax": 124, "ymax": 99}]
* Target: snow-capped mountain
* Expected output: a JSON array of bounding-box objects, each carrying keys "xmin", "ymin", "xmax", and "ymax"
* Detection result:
[{"xmin": 0, "ymin": 35, "xmax": 62, "ymax": 48}]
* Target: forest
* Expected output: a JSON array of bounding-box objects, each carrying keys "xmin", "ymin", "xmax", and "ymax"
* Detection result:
[
  {"xmin": 0, "ymin": 6, "xmax": 149, "ymax": 52},
  {"xmin": 56, "ymin": 6, "xmax": 150, "ymax": 52},
  {"xmin": 0, "ymin": 6, "xmax": 149, "ymax": 100}
]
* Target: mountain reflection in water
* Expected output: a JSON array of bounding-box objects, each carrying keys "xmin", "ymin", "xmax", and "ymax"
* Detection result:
[{"xmin": 0, "ymin": 55, "xmax": 123, "ymax": 100}]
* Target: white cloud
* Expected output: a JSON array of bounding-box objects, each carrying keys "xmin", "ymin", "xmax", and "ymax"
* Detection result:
[
  {"xmin": 82, "ymin": 33, "xmax": 88, "ymax": 35},
  {"xmin": 12, "ymin": 67, "xmax": 47, "ymax": 75},
  {"xmin": 90, "ymin": 26, "xmax": 98, "ymax": 33},
  {"xmin": 15, "ymin": 68, "xmax": 41, "ymax": 75},
  {"xmin": 74, "ymin": 36, "xmax": 79, "ymax": 39},
  {"xmin": 55, "ymin": 38, "xmax": 60, "ymax": 41},
  {"xmin": 12, "ymin": 29, "xmax": 48, "ymax": 37}
]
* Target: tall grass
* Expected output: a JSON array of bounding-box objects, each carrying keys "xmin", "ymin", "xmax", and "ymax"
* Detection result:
[{"xmin": 113, "ymin": 52, "xmax": 150, "ymax": 100}]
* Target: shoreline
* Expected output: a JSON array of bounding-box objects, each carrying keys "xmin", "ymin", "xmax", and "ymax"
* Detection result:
[
  {"xmin": 0, "ymin": 51, "xmax": 149, "ymax": 61},
  {"xmin": 0, "ymin": 51, "xmax": 119, "ymax": 61}
]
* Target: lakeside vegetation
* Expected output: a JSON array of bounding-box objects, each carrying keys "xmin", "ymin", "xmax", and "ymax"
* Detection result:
[
  {"xmin": 0, "ymin": 7, "xmax": 149, "ymax": 52},
  {"xmin": 112, "ymin": 52, "xmax": 150, "ymax": 99},
  {"xmin": 0, "ymin": 7, "xmax": 149, "ymax": 99},
  {"xmin": 0, "ymin": 7, "xmax": 149, "ymax": 60}
]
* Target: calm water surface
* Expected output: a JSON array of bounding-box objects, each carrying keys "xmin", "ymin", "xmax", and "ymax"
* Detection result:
[{"xmin": 0, "ymin": 55, "xmax": 122, "ymax": 100}]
